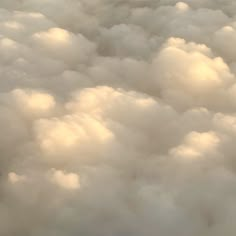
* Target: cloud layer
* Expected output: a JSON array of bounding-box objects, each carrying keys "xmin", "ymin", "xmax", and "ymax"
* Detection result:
[{"xmin": 1, "ymin": 1, "xmax": 236, "ymax": 235}]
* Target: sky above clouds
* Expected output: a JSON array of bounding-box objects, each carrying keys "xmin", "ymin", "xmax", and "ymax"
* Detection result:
[{"xmin": 1, "ymin": 1, "xmax": 236, "ymax": 235}]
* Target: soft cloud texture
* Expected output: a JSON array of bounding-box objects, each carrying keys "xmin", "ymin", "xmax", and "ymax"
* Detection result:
[{"xmin": 1, "ymin": 1, "xmax": 236, "ymax": 236}]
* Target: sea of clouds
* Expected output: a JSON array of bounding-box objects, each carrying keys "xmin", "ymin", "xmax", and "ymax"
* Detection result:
[{"xmin": 1, "ymin": 0, "xmax": 236, "ymax": 235}]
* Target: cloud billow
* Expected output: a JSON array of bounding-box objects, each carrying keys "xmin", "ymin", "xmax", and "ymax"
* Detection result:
[{"xmin": 1, "ymin": 1, "xmax": 236, "ymax": 236}]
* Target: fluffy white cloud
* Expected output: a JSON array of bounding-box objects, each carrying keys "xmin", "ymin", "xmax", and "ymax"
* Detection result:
[
  {"xmin": 152, "ymin": 37, "xmax": 235, "ymax": 110},
  {"xmin": 1, "ymin": 1, "xmax": 236, "ymax": 236},
  {"xmin": 11, "ymin": 89, "xmax": 56, "ymax": 117}
]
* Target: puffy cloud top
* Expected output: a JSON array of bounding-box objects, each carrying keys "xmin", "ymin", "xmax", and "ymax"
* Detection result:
[{"xmin": 1, "ymin": 1, "xmax": 236, "ymax": 236}]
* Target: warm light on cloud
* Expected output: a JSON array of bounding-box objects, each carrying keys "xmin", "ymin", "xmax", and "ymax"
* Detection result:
[
  {"xmin": 8, "ymin": 172, "xmax": 26, "ymax": 184},
  {"xmin": 0, "ymin": 38, "xmax": 17, "ymax": 48},
  {"xmin": 34, "ymin": 114, "xmax": 113, "ymax": 159},
  {"xmin": 11, "ymin": 89, "xmax": 55, "ymax": 116},
  {"xmin": 33, "ymin": 27, "xmax": 71, "ymax": 44},
  {"xmin": 175, "ymin": 2, "xmax": 190, "ymax": 11},
  {"xmin": 50, "ymin": 169, "xmax": 80, "ymax": 190},
  {"xmin": 170, "ymin": 131, "xmax": 221, "ymax": 162},
  {"xmin": 1, "ymin": 1, "xmax": 236, "ymax": 235}
]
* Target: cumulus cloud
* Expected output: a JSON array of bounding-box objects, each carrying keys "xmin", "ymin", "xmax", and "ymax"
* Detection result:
[
  {"xmin": 49, "ymin": 169, "xmax": 80, "ymax": 190},
  {"xmin": 1, "ymin": 1, "xmax": 236, "ymax": 236},
  {"xmin": 152, "ymin": 37, "xmax": 235, "ymax": 110}
]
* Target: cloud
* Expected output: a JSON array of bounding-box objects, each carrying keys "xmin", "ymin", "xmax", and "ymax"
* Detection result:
[
  {"xmin": 151, "ymin": 37, "xmax": 235, "ymax": 110},
  {"xmin": 8, "ymin": 172, "xmax": 27, "ymax": 184},
  {"xmin": 1, "ymin": 1, "xmax": 236, "ymax": 236},
  {"xmin": 11, "ymin": 88, "xmax": 56, "ymax": 117},
  {"xmin": 49, "ymin": 169, "xmax": 80, "ymax": 190}
]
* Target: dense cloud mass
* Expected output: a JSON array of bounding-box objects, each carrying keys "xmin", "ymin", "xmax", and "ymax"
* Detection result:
[{"xmin": 1, "ymin": 0, "xmax": 236, "ymax": 235}]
